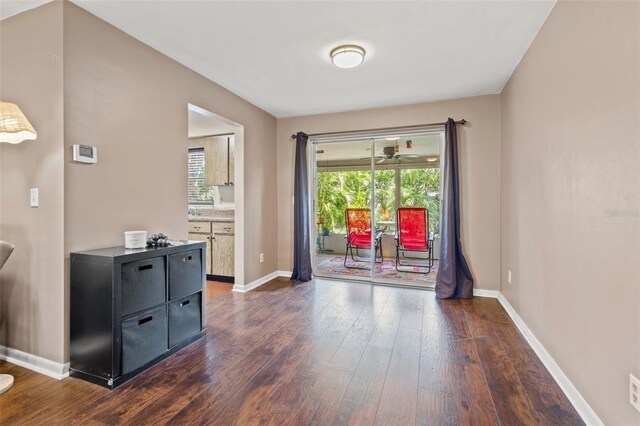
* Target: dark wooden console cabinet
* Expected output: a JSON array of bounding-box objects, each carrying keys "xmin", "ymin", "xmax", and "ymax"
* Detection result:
[{"xmin": 70, "ymin": 241, "xmax": 206, "ymax": 388}]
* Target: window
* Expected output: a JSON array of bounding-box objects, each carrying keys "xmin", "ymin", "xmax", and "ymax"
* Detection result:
[{"xmin": 188, "ymin": 148, "xmax": 214, "ymax": 204}]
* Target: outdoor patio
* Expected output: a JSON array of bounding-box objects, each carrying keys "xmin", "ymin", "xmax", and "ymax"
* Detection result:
[{"xmin": 315, "ymin": 252, "xmax": 439, "ymax": 287}]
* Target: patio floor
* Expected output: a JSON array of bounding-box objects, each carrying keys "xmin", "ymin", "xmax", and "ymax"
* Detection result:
[{"xmin": 315, "ymin": 253, "xmax": 438, "ymax": 287}]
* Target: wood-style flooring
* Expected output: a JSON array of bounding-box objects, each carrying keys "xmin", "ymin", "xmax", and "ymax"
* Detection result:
[
  {"xmin": 205, "ymin": 280, "xmax": 233, "ymax": 301},
  {"xmin": 0, "ymin": 277, "xmax": 583, "ymax": 425}
]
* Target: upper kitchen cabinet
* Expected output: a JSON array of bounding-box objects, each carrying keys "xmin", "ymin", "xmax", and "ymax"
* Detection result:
[{"xmin": 204, "ymin": 135, "xmax": 234, "ymax": 186}]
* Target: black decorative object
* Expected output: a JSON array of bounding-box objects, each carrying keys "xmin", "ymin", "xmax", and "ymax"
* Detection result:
[{"xmin": 147, "ymin": 233, "xmax": 171, "ymax": 247}]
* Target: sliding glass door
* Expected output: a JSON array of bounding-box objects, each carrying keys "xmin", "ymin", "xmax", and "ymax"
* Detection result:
[
  {"xmin": 371, "ymin": 134, "xmax": 442, "ymax": 287},
  {"xmin": 311, "ymin": 130, "xmax": 443, "ymax": 288},
  {"xmin": 312, "ymin": 139, "xmax": 374, "ymax": 282}
]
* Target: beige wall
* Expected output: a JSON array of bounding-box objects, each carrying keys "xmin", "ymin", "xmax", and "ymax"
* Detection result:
[
  {"xmin": 63, "ymin": 2, "xmax": 277, "ymax": 281},
  {"xmin": 500, "ymin": 1, "xmax": 640, "ymax": 424},
  {"xmin": 277, "ymin": 95, "xmax": 502, "ymax": 290},
  {"xmin": 0, "ymin": 2, "xmax": 66, "ymax": 363},
  {"xmin": 1, "ymin": 1, "xmax": 278, "ymax": 364}
]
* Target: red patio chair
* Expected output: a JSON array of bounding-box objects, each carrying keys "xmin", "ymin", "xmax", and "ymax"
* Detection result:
[
  {"xmin": 395, "ymin": 208, "xmax": 434, "ymax": 273},
  {"xmin": 344, "ymin": 208, "xmax": 383, "ymax": 269}
]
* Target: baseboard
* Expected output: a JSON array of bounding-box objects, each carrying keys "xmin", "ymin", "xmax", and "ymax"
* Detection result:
[
  {"xmin": 497, "ymin": 293, "xmax": 603, "ymax": 426},
  {"xmin": 232, "ymin": 270, "xmax": 292, "ymax": 293},
  {"xmin": 473, "ymin": 288, "xmax": 500, "ymax": 298},
  {"xmin": 0, "ymin": 345, "xmax": 69, "ymax": 380}
]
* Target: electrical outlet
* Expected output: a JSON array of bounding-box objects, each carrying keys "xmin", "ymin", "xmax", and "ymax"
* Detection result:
[
  {"xmin": 508, "ymin": 269, "xmax": 512, "ymax": 284},
  {"xmin": 259, "ymin": 253, "xmax": 264, "ymax": 263},
  {"xmin": 631, "ymin": 374, "xmax": 640, "ymax": 413}
]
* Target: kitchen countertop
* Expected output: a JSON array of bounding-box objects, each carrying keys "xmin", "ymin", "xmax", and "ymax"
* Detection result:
[{"xmin": 189, "ymin": 216, "xmax": 234, "ymax": 223}]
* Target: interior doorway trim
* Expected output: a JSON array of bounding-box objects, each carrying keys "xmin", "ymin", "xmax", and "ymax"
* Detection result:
[{"xmin": 187, "ymin": 103, "xmax": 245, "ymax": 287}]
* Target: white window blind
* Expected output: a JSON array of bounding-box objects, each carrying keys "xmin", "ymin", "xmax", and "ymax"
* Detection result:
[{"xmin": 188, "ymin": 148, "xmax": 213, "ymax": 204}]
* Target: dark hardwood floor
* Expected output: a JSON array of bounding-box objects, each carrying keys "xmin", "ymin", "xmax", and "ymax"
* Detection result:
[
  {"xmin": 206, "ymin": 280, "xmax": 233, "ymax": 301},
  {"xmin": 0, "ymin": 277, "xmax": 583, "ymax": 425}
]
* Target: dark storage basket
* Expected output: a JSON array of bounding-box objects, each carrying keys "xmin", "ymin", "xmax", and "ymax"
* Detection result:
[
  {"xmin": 168, "ymin": 292, "xmax": 202, "ymax": 348},
  {"xmin": 121, "ymin": 257, "xmax": 166, "ymax": 317},
  {"xmin": 169, "ymin": 250, "xmax": 202, "ymax": 300},
  {"xmin": 121, "ymin": 305, "xmax": 168, "ymax": 375}
]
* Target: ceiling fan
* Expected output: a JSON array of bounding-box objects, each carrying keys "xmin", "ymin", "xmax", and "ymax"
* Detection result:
[{"xmin": 371, "ymin": 144, "xmax": 419, "ymax": 163}]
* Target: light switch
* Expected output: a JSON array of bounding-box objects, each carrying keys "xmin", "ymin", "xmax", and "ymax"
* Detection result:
[{"xmin": 30, "ymin": 188, "xmax": 39, "ymax": 207}]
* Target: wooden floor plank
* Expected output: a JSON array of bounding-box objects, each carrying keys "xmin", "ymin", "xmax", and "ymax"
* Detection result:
[
  {"xmin": 415, "ymin": 388, "xmax": 458, "ymax": 426},
  {"xmin": 448, "ymin": 338, "xmax": 501, "ymax": 425},
  {"xmin": 374, "ymin": 326, "xmax": 422, "ymax": 426},
  {"xmin": 333, "ymin": 343, "xmax": 394, "ymax": 425},
  {"xmin": 493, "ymin": 321, "xmax": 584, "ymax": 425},
  {"xmin": 327, "ymin": 286, "xmax": 391, "ymax": 372},
  {"xmin": 461, "ymin": 298, "xmax": 497, "ymax": 338},
  {"xmin": 0, "ymin": 278, "xmax": 582, "ymax": 426},
  {"xmin": 419, "ymin": 339, "xmax": 457, "ymax": 394},
  {"xmin": 474, "ymin": 334, "xmax": 541, "ymax": 425}
]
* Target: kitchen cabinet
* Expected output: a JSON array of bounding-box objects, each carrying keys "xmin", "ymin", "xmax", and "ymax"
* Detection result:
[
  {"xmin": 188, "ymin": 222, "xmax": 212, "ymax": 274},
  {"xmin": 212, "ymin": 231, "xmax": 234, "ymax": 277},
  {"xmin": 188, "ymin": 232, "xmax": 212, "ymax": 274},
  {"xmin": 70, "ymin": 241, "xmax": 205, "ymax": 388},
  {"xmin": 204, "ymin": 135, "xmax": 234, "ymax": 186},
  {"xmin": 189, "ymin": 220, "xmax": 234, "ymax": 278}
]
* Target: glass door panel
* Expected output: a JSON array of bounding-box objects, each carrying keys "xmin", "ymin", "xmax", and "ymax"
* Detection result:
[
  {"xmin": 372, "ymin": 133, "xmax": 442, "ymax": 287},
  {"xmin": 313, "ymin": 139, "xmax": 373, "ymax": 282}
]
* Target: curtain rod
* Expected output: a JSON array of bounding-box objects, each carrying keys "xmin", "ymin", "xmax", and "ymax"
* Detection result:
[{"xmin": 290, "ymin": 119, "xmax": 466, "ymax": 140}]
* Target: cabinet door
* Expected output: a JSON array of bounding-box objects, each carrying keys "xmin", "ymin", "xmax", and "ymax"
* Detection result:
[
  {"xmin": 188, "ymin": 233, "xmax": 212, "ymax": 275},
  {"xmin": 228, "ymin": 137, "xmax": 234, "ymax": 186},
  {"xmin": 204, "ymin": 136, "xmax": 229, "ymax": 186},
  {"xmin": 211, "ymin": 233, "xmax": 234, "ymax": 277}
]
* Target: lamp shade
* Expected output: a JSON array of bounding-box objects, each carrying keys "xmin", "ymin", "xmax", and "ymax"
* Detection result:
[{"xmin": 0, "ymin": 102, "xmax": 37, "ymax": 144}]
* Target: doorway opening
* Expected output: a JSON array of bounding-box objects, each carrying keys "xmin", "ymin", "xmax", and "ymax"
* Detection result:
[
  {"xmin": 311, "ymin": 128, "xmax": 443, "ymax": 288},
  {"xmin": 187, "ymin": 103, "xmax": 245, "ymax": 296}
]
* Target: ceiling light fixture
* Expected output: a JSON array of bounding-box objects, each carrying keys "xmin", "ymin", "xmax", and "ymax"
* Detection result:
[
  {"xmin": 426, "ymin": 157, "xmax": 439, "ymax": 162},
  {"xmin": 330, "ymin": 45, "xmax": 365, "ymax": 69},
  {"xmin": 0, "ymin": 102, "xmax": 37, "ymax": 144},
  {"xmin": 385, "ymin": 137, "xmax": 399, "ymax": 141}
]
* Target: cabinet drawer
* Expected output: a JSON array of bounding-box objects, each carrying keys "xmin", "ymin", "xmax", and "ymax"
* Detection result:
[
  {"xmin": 188, "ymin": 222, "xmax": 212, "ymax": 234},
  {"xmin": 121, "ymin": 257, "xmax": 166, "ymax": 317},
  {"xmin": 211, "ymin": 222, "xmax": 234, "ymax": 234},
  {"xmin": 168, "ymin": 250, "xmax": 203, "ymax": 300},
  {"xmin": 121, "ymin": 305, "xmax": 168, "ymax": 375},
  {"xmin": 168, "ymin": 292, "xmax": 202, "ymax": 348}
]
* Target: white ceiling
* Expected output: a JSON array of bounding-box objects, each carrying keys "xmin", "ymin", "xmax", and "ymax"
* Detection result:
[
  {"xmin": 318, "ymin": 134, "xmax": 441, "ymax": 162},
  {"xmin": 2, "ymin": 1, "xmax": 555, "ymax": 118},
  {"xmin": 0, "ymin": 0, "xmax": 50, "ymax": 20}
]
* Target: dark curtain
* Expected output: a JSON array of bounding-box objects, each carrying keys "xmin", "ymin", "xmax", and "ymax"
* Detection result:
[
  {"xmin": 435, "ymin": 119, "xmax": 474, "ymax": 299},
  {"xmin": 291, "ymin": 132, "xmax": 313, "ymax": 282}
]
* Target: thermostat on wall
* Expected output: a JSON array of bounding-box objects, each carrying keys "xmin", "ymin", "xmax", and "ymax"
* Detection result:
[{"xmin": 72, "ymin": 144, "xmax": 98, "ymax": 164}]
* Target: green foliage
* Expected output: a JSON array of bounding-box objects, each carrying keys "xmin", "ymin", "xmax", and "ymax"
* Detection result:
[
  {"xmin": 400, "ymin": 168, "xmax": 440, "ymax": 235},
  {"xmin": 316, "ymin": 167, "xmax": 440, "ymax": 235},
  {"xmin": 374, "ymin": 170, "xmax": 395, "ymax": 223}
]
